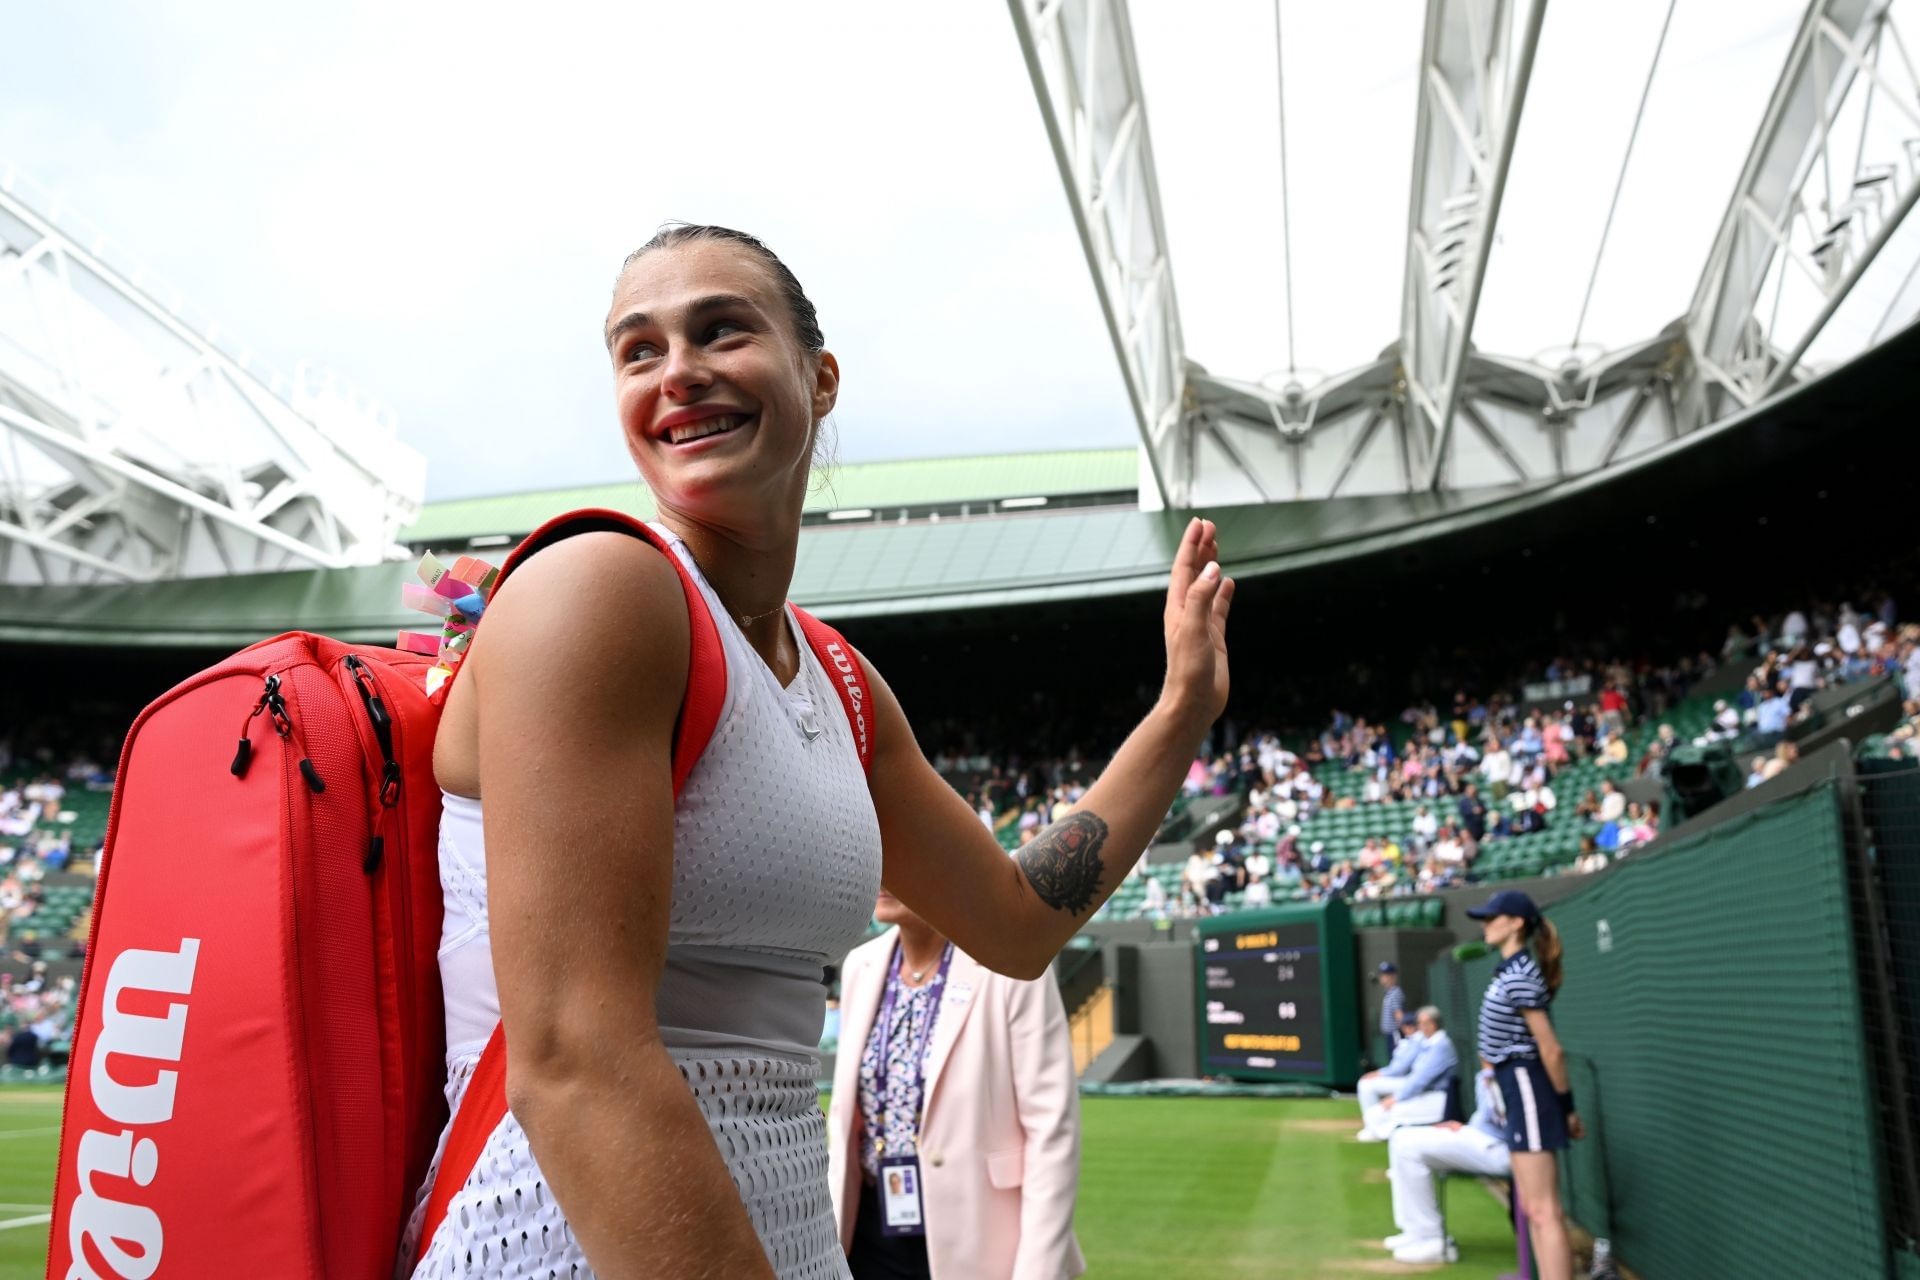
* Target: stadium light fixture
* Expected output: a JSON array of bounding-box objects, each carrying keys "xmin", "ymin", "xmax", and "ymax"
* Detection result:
[{"xmin": 999, "ymin": 496, "xmax": 1050, "ymax": 510}]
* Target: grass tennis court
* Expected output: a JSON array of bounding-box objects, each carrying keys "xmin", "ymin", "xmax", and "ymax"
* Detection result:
[
  {"xmin": 0, "ymin": 1091, "xmax": 1516, "ymax": 1278},
  {"xmin": 0, "ymin": 1087, "xmax": 60, "ymax": 1278}
]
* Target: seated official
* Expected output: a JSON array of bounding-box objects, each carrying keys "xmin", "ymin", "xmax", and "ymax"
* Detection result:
[
  {"xmin": 828, "ymin": 891, "xmax": 1085, "ymax": 1279},
  {"xmin": 1356, "ymin": 1012, "xmax": 1424, "ymax": 1118},
  {"xmin": 1359, "ymin": 1007, "xmax": 1456, "ymax": 1142},
  {"xmin": 1381, "ymin": 1070, "xmax": 1513, "ymax": 1265}
]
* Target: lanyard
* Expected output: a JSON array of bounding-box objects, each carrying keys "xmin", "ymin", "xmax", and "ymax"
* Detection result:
[{"xmin": 873, "ymin": 940, "xmax": 955, "ymax": 1141}]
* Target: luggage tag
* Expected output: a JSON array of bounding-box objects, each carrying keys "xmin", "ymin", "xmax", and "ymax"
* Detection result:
[{"xmin": 878, "ymin": 1155, "xmax": 925, "ymax": 1237}]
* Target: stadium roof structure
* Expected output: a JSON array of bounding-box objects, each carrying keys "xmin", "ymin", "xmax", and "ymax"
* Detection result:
[
  {"xmin": 0, "ymin": 170, "xmax": 424, "ymax": 587},
  {"xmin": 6, "ymin": 2, "xmax": 1920, "ymax": 644},
  {"xmin": 1006, "ymin": 0, "xmax": 1920, "ymax": 510},
  {"xmin": 1, "ymin": 300, "xmax": 1909, "ymax": 649},
  {"xmin": 0, "ymin": 478, "xmax": 1521, "ymax": 646},
  {"xmin": 400, "ymin": 448, "xmax": 1142, "ymax": 546}
]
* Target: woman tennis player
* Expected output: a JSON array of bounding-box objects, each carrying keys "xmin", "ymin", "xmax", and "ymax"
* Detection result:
[
  {"xmin": 1467, "ymin": 889, "xmax": 1585, "ymax": 1280},
  {"xmin": 402, "ymin": 224, "xmax": 1234, "ymax": 1278}
]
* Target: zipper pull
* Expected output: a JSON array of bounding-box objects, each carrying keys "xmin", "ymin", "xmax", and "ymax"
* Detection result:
[
  {"xmin": 345, "ymin": 656, "xmax": 395, "ymax": 757},
  {"xmin": 230, "ymin": 683, "xmax": 275, "ymax": 779},
  {"xmin": 364, "ymin": 760, "xmax": 400, "ymax": 874},
  {"xmin": 262, "ymin": 676, "xmax": 326, "ymax": 794},
  {"xmin": 348, "ymin": 656, "xmax": 401, "ymax": 873}
]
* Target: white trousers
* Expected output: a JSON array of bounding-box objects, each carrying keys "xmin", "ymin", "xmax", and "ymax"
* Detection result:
[
  {"xmin": 1387, "ymin": 1124, "xmax": 1512, "ymax": 1241},
  {"xmin": 1357, "ymin": 1073, "xmax": 1406, "ymax": 1114},
  {"xmin": 1362, "ymin": 1088, "xmax": 1447, "ymax": 1139}
]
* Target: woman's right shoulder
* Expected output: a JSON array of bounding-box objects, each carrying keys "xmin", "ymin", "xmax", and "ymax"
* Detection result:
[
  {"xmin": 487, "ymin": 531, "xmax": 687, "ymax": 637},
  {"xmin": 471, "ymin": 531, "xmax": 692, "ymax": 690}
]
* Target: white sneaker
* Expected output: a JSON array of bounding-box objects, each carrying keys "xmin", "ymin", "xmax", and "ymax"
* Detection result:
[
  {"xmin": 1391, "ymin": 1236, "xmax": 1458, "ymax": 1264},
  {"xmin": 1382, "ymin": 1232, "xmax": 1414, "ymax": 1250},
  {"xmin": 1356, "ymin": 1128, "xmax": 1387, "ymax": 1143}
]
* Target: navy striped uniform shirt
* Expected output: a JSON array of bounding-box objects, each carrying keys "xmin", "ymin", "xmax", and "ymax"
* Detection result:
[
  {"xmin": 1478, "ymin": 950, "xmax": 1551, "ymax": 1063},
  {"xmin": 1380, "ymin": 984, "xmax": 1406, "ymax": 1038}
]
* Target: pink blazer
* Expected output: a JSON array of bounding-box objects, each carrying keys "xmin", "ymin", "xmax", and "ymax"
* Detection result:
[{"xmin": 828, "ymin": 930, "xmax": 1086, "ymax": 1279}]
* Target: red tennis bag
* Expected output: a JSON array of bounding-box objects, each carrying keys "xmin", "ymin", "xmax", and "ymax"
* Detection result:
[{"xmin": 47, "ymin": 510, "xmax": 873, "ymax": 1279}]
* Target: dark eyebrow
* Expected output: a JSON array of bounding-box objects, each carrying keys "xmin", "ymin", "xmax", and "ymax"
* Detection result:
[{"xmin": 604, "ymin": 293, "xmax": 762, "ymax": 352}]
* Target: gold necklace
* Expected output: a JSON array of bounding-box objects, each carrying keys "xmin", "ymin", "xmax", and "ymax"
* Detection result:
[{"xmin": 735, "ymin": 600, "xmax": 787, "ymax": 627}]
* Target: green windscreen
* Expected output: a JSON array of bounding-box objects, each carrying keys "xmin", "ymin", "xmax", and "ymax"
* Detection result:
[
  {"xmin": 1432, "ymin": 783, "xmax": 1887, "ymax": 1277},
  {"xmin": 1546, "ymin": 784, "xmax": 1883, "ymax": 1273}
]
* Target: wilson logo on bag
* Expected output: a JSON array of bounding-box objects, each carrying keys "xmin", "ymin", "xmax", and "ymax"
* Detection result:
[{"xmin": 66, "ymin": 940, "xmax": 199, "ymax": 1279}]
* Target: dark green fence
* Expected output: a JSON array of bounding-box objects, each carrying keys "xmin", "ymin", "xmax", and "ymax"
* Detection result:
[
  {"xmin": 1864, "ymin": 758, "xmax": 1920, "ymax": 1253},
  {"xmin": 1432, "ymin": 781, "xmax": 1890, "ymax": 1277}
]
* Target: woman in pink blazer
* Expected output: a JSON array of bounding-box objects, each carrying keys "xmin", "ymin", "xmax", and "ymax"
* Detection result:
[{"xmin": 828, "ymin": 890, "xmax": 1086, "ymax": 1279}]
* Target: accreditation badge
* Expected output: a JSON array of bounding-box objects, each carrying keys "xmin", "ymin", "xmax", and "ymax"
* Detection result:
[{"xmin": 878, "ymin": 1155, "xmax": 926, "ymax": 1237}]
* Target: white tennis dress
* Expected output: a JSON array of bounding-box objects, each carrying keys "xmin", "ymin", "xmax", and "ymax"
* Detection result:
[{"xmin": 401, "ymin": 525, "xmax": 883, "ymax": 1279}]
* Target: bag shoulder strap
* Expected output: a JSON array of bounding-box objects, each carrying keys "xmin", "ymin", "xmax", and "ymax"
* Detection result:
[
  {"xmin": 413, "ymin": 508, "xmax": 725, "ymax": 1262},
  {"xmin": 791, "ymin": 605, "xmax": 874, "ymax": 773}
]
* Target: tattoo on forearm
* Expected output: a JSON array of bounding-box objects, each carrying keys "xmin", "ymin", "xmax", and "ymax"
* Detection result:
[{"xmin": 1016, "ymin": 811, "xmax": 1109, "ymax": 915}]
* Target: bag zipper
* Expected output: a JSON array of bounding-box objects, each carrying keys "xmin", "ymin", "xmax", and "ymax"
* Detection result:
[
  {"xmin": 232, "ymin": 675, "xmax": 326, "ymax": 795},
  {"xmin": 341, "ymin": 654, "xmax": 424, "ymax": 1202},
  {"xmin": 344, "ymin": 656, "xmax": 400, "ymax": 874}
]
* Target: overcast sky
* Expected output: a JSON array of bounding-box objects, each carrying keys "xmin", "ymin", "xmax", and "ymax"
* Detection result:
[
  {"xmin": 0, "ymin": 1, "xmax": 1833, "ymax": 502},
  {"xmin": 1, "ymin": 2, "xmax": 1140, "ymax": 500}
]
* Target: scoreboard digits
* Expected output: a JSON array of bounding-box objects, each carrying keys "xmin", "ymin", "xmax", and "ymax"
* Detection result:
[
  {"xmin": 1200, "ymin": 928, "xmax": 1327, "ymax": 1073},
  {"xmin": 1191, "ymin": 901, "xmax": 1360, "ymax": 1086}
]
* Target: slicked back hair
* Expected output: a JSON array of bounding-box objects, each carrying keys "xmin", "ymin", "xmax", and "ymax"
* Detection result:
[{"xmin": 616, "ymin": 223, "xmax": 824, "ymax": 354}]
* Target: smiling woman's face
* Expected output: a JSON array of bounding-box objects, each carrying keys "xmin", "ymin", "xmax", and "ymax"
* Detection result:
[{"xmin": 605, "ymin": 238, "xmax": 837, "ymax": 525}]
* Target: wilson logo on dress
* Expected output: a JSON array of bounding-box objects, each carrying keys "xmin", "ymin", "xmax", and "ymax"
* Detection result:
[{"xmin": 825, "ymin": 642, "xmax": 869, "ymax": 757}]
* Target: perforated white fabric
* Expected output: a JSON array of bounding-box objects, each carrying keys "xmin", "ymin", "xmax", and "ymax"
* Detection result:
[{"xmin": 402, "ymin": 526, "xmax": 881, "ymax": 1279}]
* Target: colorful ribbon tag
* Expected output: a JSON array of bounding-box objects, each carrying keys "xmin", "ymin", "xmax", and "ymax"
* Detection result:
[
  {"xmin": 417, "ymin": 551, "xmax": 451, "ymax": 590},
  {"xmin": 401, "ymin": 584, "xmax": 454, "ymax": 618},
  {"xmin": 399, "ymin": 549, "xmax": 500, "ymax": 690}
]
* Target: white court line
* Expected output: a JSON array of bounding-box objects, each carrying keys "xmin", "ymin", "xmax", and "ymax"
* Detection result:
[
  {"xmin": 0, "ymin": 1125, "xmax": 59, "ymax": 1140},
  {"xmin": 0, "ymin": 1212, "xmax": 50, "ymax": 1231}
]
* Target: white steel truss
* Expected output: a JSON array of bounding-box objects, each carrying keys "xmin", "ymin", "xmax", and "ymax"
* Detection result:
[
  {"xmin": 0, "ymin": 171, "xmax": 424, "ymax": 586},
  {"xmin": 1008, "ymin": 0, "xmax": 1920, "ymax": 509},
  {"xmin": 1687, "ymin": 0, "xmax": 1919, "ymax": 411},
  {"xmin": 1400, "ymin": 0, "xmax": 1546, "ymax": 490},
  {"xmin": 1010, "ymin": 0, "xmax": 1187, "ymax": 507}
]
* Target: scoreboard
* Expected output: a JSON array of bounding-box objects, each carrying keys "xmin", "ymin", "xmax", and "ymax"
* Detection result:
[{"xmin": 1192, "ymin": 900, "xmax": 1360, "ymax": 1086}]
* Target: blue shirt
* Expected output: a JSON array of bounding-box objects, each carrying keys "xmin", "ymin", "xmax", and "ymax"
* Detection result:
[
  {"xmin": 1399, "ymin": 1029, "xmax": 1458, "ymax": 1099},
  {"xmin": 1757, "ymin": 695, "xmax": 1792, "ymax": 734},
  {"xmin": 1380, "ymin": 984, "xmax": 1406, "ymax": 1037},
  {"xmin": 1477, "ymin": 950, "xmax": 1551, "ymax": 1064},
  {"xmin": 1381, "ymin": 1031, "xmax": 1425, "ymax": 1077}
]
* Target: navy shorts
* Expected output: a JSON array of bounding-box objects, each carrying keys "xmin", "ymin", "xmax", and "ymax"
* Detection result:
[{"xmin": 1494, "ymin": 1057, "xmax": 1570, "ymax": 1153}]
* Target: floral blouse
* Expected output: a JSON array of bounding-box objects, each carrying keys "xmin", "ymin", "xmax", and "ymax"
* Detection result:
[{"xmin": 856, "ymin": 969, "xmax": 945, "ymax": 1180}]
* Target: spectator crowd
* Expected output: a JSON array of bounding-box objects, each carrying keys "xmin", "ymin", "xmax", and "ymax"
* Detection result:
[{"xmin": 1112, "ymin": 589, "xmax": 1918, "ymax": 922}]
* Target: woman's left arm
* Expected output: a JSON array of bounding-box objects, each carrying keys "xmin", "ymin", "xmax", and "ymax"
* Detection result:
[
  {"xmin": 865, "ymin": 518, "xmax": 1233, "ymax": 979},
  {"xmin": 1522, "ymin": 1007, "xmax": 1586, "ymax": 1138},
  {"xmin": 1521, "ymin": 1008, "xmax": 1569, "ymax": 1092}
]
